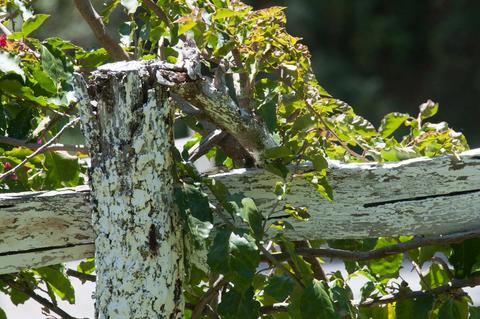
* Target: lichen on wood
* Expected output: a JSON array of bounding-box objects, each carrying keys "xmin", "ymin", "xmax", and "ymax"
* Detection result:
[{"xmin": 75, "ymin": 61, "xmax": 184, "ymax": 318}]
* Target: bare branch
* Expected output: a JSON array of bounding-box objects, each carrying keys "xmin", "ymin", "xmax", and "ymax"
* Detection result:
[
  {"xmin": 66, "ymin": 269, "xmax": 96, "ymax": 283},
  {"xmin": 0, "ymin": 117, "xmax": 80, "ymax": 181},
  {"xmin": 359, "ymin": 275, "xmax": 480, "ymax": 307},
  {"xmin": 189, "ymin": 129, "xmax": 227, "ymax": 162},
  {"xmin": 191, "ymin": 275, "xmax": 226, "ymax": 319},
  {"xmin": 294, "ymin": 241, "xmax": 327, "ymax": 281},
  {"xmin": 74, "ymin": 0, "xmax": 129, "ymax": 61},
  {"xmin": 0, "ymin": 136, "xmax": 87, "ymax": 154},
  {"xmin": 269, "ymin": 229, "xmax": 480, "ymax": 262}
]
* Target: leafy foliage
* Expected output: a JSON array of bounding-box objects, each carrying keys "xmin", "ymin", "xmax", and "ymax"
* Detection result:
[{"xmin": 0, "ymin": 0, "xmax": 476, "ymax": 318}]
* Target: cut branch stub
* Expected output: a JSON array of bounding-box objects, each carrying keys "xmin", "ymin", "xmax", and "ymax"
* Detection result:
[{"xmin": 75, "ymin": 60, "xmax": 184, "ymax": 318}]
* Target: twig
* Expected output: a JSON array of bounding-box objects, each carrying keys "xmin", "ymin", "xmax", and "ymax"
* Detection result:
[
  {"xmin": 189, "ymin": 129, "xmax": 227, "ymax": 162},
  {"xmin": 66, "ymin": 269, "xmax": 96, "ymax": 283},
  {"xmin": 191, "ymin": 275, "xmax": 226, "ymax": 319},
  {"xmin": 0, "ymin": 136, "xmax": 87, "ymax": 154},
  {"xmin": 0, "ymin": 117, "xmax": 80, "ymax": 180},
  {"xmin": 268, "ymin": 229, "xmax": 480, "ymax": 262},
  {"xmin": 358, "ymin": 275, "xmax": 480, "ymax": 307},
  {"xmin": 259, "ymin": 243, "xmax": 305, "ymax": 288},
  {"xmin": 2, "ymin": 277, "xmax": 81, "ymax": 319},
  {"xmin": 74, "ymin": 0, "xmax": 129, "ymax": 61},
  {"xmin": 294, "ymin": 241, "xmax": 327, "ymax": 281},
  {"xmin": 305, "ymin": 103, "xmax": 366, "ymax": 161}
]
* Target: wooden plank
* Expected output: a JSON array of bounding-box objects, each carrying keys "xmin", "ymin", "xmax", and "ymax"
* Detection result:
[{"xmin": 1, "ymin": 149, "xmax": 479, "ymax": 273}]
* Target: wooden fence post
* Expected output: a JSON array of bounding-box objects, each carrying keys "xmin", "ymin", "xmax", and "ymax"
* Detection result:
[{"xmin": 75, "ymin": 61, "xmax": 184, "ymax": 318}]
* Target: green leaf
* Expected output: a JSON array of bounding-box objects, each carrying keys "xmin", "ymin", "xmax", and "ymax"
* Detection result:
[
  {"xmin": 218, "ymin": 287, "xmax": 260, "ymax": 319},
  {"xmin": 0, "ymin": 52, "xmax": 25, "ymax": 81},
  {"xmin": 35, "ymin": 266, "xmax": 75, "ymax": 304},
  {"xmin": 470, "ymin": 306, "xmax": 480, "ymax": 319},
  {"xmin": 300, "ymin": 280, "xmax": 339, "ymax": 319},
  {"xmin": 240, "ymin": 198, "xmax": 264, "ymax": 240},
  {"xmin": 0, "ymin": 308, "xmax": 6, "ymax": 319},
  {"xmin": 449, "ymin": 238, "xmax": 480, "ymax": 278},
  {"xmin": 32, "ymin": 66, "xmax": 57, "ymax": 94},
  {"xmin": 438, "ymin": 298, "xmax": 468, "ymax": 319},
  {"xmin": 187, "ymin": 215, "xmax": 213, "ymax": 241},
  {"xmin": 77, "ymin": 258, "xmax": 95, "ymax": 275},
  {"xmin": 178, "ymin": 19, "xmax": 197, "ymax": 35},
  {"xmin": 283, "ymin": 203, "xmax": 310, "ymax": 221},
  {"xmin": 264, "ymin": 274, "xmax": 295, "ymax": 301},
  {"xmin": 44, "ymin": 151, "xmax": 80, "ymax": 188},
  {"xmin": 21, "ymin": 14, "xmax": 49, "ymax": 37},
  {"xmin": 265, "ymin": 162, "xmax": 289, "ymax": 179},
  {"xmin": 175, "ymin": 183, "xmax": 213, "ymax": 222},
  {"xmin": 368, "ymin": 238, "xmax": 403, "ymax": 277},
  {"xmin": 396, "ymin": 298, "xmax": 414, "ymax": 319},
  {"xmin": 412, "ymin": 295, "xmax": 434, "ymax": 319},
  {"xmin": 207, "ymin": 229, "xmax": 231, "ymax": 274},
  {"xmin": 41, "ymin": 45, "xmax": 68, "ymax": 82},
  {"xmin": 264, "ymin": 146, "xmax": 292, "ymax": 160},
  {"xmin": 212, "ymin": 8, "xmax": 250, "ymax": 20},
  {"xmin": 309, "ymin": 153, "xmax": 328, "ymax": 172},
  {"xmin": 422, "ymin": 263, "xmax": 450, "ymax": 289},
  {"xmin": 10, "ymin": 288, "xmax": 29, "ymax": 305},
  {"xmin": 419, "ymin": 100, "xmax": 438, "ymax": 120},
  {"xmin": 379, "ymin": 112, "xmax": 409, "ymax": 138}
]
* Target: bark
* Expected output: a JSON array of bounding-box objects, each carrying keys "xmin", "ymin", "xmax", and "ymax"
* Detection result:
[{"xmin": 75, "ymin": 60, "xmax": 184, "ymax": 318}]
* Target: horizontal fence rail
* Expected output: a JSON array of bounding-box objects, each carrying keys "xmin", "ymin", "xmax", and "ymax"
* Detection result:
[{"xmin": 1, "ymin": 149, "xmax": 479, "ymax": 274}]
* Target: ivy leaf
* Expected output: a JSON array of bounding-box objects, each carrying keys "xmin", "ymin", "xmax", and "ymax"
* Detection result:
[
  {"xmin": 264, "ymin": 274, "xmax": 295, "ymax": 301},
  {"xmin": 419, "ymin": 100, "xmax": 438, "ymax": 120},
  {"xmin": 240, "ymin": 198, "xmax": 264, "ymax": 240},
  {"xmin": 379, "ymin": 112, "xmax": 409, "ymax": 138},
  {"xmin": 0, "ymin": 52, "xmax": 25, "ymax": 81},
  {"xmin": 217, "ymin": 287, "xmax": 260, "ymax": 319},
  {"xmin": 300, "ymin": 280, "xmax": 339, "ymax": 319},
  {"xmin": 35, "ymin": 266, "xmax": 75, "ymax": 304}
]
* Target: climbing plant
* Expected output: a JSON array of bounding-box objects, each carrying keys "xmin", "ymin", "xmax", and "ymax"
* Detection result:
[{"xmin": 0, "ymin": 0, "xmax": 475, "ymax": 318}]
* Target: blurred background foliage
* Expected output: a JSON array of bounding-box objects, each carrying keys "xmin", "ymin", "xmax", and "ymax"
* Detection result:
[{"xmin": 34, "ymin": 0, "xmax": 480, "ymax": 146}]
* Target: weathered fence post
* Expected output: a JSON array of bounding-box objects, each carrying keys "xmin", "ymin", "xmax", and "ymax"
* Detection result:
[{"xmin": 75, "ymin": 61, "xmax": 184, "ymax": 318}]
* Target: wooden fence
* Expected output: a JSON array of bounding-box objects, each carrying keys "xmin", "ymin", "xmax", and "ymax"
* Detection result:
[{"xmin": 1, "ymin": 148, "xmax": 479, "ymax": 275}]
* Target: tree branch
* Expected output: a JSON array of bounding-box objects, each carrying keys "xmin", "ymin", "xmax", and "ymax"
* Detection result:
[
  {"xmin": 0, "ymin": 117, "xmax": 80, "ymax": 180},
  {"xmin": 66, "ymin": 269, "xmax": 96, "ymax": 283},
  {"xmin": 268, "ymin": 229, "xmax": 480, "ymax": 262},
  {"xmin": 74, "ymin": 0, "xmax": 129, "ymax": 61},
  {"xmin": 359, "ymin": 275, "xmax": 480, "ymax": 307},
  {"xmin": 0, "ymin": 136, "xmax": 87, "ymax": 154},
  {"xmin": 2, "ymin": 277, "xmax": 81, "ymax": 319},
  {"xmin": 191, "ymin": 275, "xmax": 226, "ymax": 319},
  {"xmin": 174, "ymin": 76, "xmax": 277, "ymax": 165}
]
